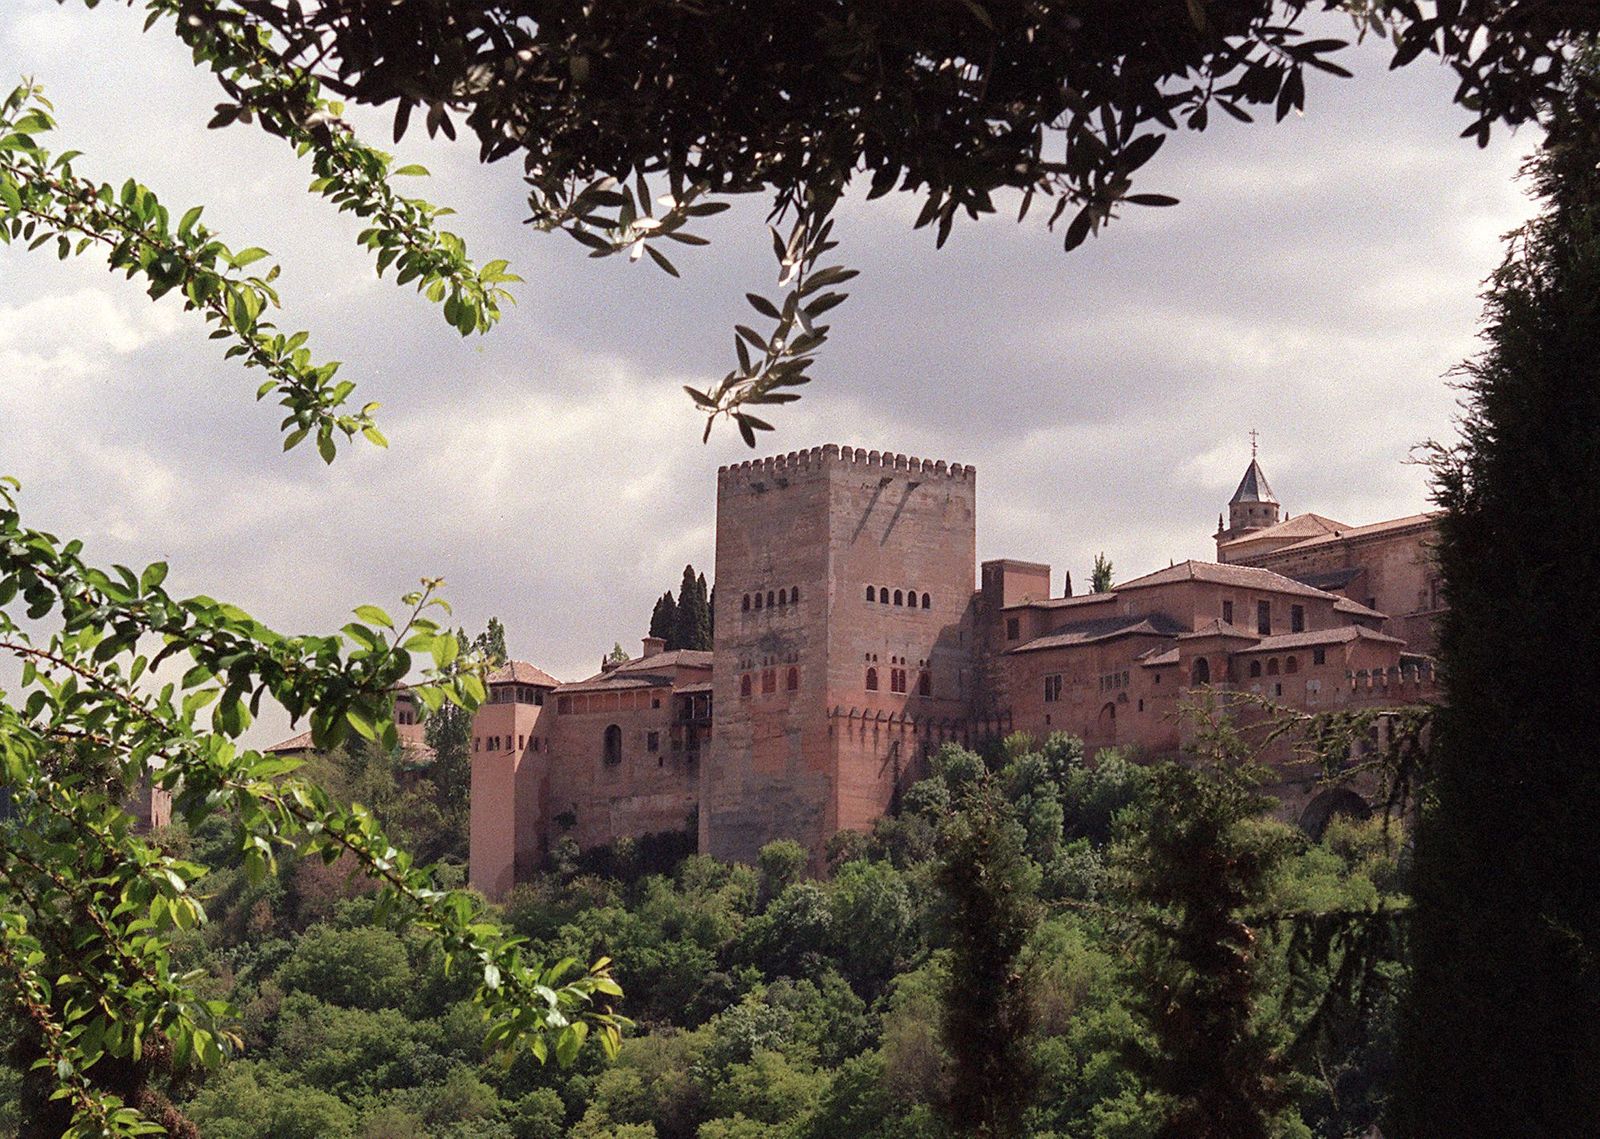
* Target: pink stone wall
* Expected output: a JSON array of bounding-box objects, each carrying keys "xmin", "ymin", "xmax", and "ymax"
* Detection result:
[{"xmin": 702, "ymin": 446, "xmax": 976, "ymax": 865}]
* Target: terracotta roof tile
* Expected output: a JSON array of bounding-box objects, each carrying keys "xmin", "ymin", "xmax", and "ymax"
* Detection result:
[
  {"xmin": 1267, "ymin": 512, "xmax": 1441, "ymax": 554},
  {"xmin": 1117, "ymin": 559, "xmax": 1332, "ymax": 600},
  {"xmin": 1241, "ymin": 626, "xmax": 1405, "ymax": 651},
  {"xmin": 1333, "ymin": 597, "xmax": 1388, "ymax": 619},
  {"xmin": 1179, "ymin": 618, "xmax": 1262, "ymax": 641},
  {"xmin": 265, "ymin": 730, "xmax": 316, "ymax": 754},
  {"xmin": 613, "ymin": 649, "xmax": 713, "ymax": 673},
  {"xmin": 486, "ymin": 660, "xmax": 563, "ymax": 688},
  {"xmin": 1219, "ymin": 512, "xmax": 1348, "ymax": 551},
  {"xmin": 1013, "ymin": 612, "xmax": 1187, "ymax": 653},
  {"xmin": 1002, "ymin": 591, "xmax": 1118, "ymax": 613},
  {"xmin": 1138, "ymin": 647, "xmax": 1180, "ymax": 667}
]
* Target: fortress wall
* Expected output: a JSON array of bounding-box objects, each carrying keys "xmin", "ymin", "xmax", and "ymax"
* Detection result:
[
  {"xmin": 703, "ymin": 446, "xmax": 977, "ymax": 864},
  {"xmin": 468, "ymin": 699, "xmax": 549, "ymax": 899},
  {"xmin": 703, "ymin": 451, "xmax": 837, "ymax": 862},
  {"xmin": 825, "ymin": 449, "xmax": 976, "ymax": 838},
  {"xmin": 546, "ymin": 684, "xmax": 700, "ymax": 853}
]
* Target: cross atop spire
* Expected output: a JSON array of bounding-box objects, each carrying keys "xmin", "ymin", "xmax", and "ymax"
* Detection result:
[{"xmin": 1249, "ymin": 427, "xmax": 1259, "ymax": 459}]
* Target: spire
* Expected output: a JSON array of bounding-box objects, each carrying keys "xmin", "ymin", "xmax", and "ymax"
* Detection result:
[{"xmin": 1229, "ymin": 458, "xmax": 1278, "ymax": 505}]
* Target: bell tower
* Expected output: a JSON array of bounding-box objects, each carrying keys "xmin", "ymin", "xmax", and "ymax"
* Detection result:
[{"xmin": 1219, "ymin": 430, "xmax": 1281, "ymax": 542}]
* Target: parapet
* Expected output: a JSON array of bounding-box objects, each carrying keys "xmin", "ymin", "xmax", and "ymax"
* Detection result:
[{"xmin": 717, "ymin": 445, "xmax": 976, "ymax": 484}]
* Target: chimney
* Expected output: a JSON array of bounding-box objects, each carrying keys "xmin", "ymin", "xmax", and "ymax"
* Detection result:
[{"xmin": 642, "ymin": 636, "xmax": 666, "ymax": 658}]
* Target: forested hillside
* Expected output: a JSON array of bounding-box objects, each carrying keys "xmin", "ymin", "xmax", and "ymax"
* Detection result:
[{"xmin": 1, "ymin": 733, "xmax": 1402, "ymax": 1138}]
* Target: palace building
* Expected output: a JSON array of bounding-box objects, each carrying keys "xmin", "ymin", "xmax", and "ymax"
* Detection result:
[{"xmin": 422, "ymin": 444, "xmax": 1437, "ymax": 898}]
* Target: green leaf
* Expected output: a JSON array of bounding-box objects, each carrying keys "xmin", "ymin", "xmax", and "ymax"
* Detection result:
[
  {"xmin": 346, "ymin": 706, "xmax": 378, "ymax": 741},
  {"xmin": 354, "ymin": 605, "xmax": 394, "ymax": 630}
]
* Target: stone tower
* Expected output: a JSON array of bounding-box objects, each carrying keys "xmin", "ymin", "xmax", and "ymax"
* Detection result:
[{"xmin": 700, "ymin": 445, "xmax": 977, "ymax": 865}]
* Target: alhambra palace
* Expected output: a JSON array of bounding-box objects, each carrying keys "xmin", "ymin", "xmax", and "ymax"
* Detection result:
[{"xmin": 279, "ymin": 443, "xmax": 1444, "ymax": 899}]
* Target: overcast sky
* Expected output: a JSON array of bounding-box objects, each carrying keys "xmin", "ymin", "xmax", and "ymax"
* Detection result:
[{"xmin": 1, "ymin": 4, "xmax": 1538, "ymax": 740}]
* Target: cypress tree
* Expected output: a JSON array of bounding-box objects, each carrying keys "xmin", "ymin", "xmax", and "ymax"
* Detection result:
[
  {"xmin": 672, "ymin": 565, "xmax": 712, "ymax": 652},
  {"xmin": 1116, "ymin": 758, "xmax": 1295, "ymax": 1139},
  {"xmin": 695, "ymin": 571, "xmax": 713, "ymax": 649},
  {"xmin": 1394, "ymin": 63, "xmax": 1600, "ymax": 1136},
  {"xmin": 935, "ymin": 772, "xmax": 1041, "ymax": 1138},
  {"xmin": 649, "ymin": 590, "xmax": 677, "ymax": 643}
]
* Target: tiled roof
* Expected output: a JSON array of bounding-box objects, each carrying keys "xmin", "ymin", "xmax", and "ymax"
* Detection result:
[
  {"xmin": 265, "ymin": 730, "xmax": 316, "ymax": 753},
  {"xmin": 263, "ymin": 733, "xmax": 438, "ymax": 761},
  {"xmin": 1013, "ymin": 612, "xmax": 1187, "ymax": 653},
  {"xmin": 1267, "ymin": 512, "xmax": 1441, "ymax": 554},
  {"xmin": 1002, "ymin": 591, "xmax": 1118, "ymax": 613},
  {"xmin": 558, "ymin": 673, "xmax": 675, "ymax": 694},
  {"xmin": 1333, "ymin": 597, "xmax": 1388, "ymax": 620},
  {"xmin": 1229, "ymin": 459, "xmax": 1278, "ymax": 504},
  {"xmin": 560, "ymin": 649, "xmax": 714, "ymax": 693},
  {"xmin": 1179, "ymin": 618, "xmax": 1262, "ymax": 641},
  {"xmin": 1220, "ymin": 512, "xmax": 1348, "ymax": 550},
  {"xmin": 1117, "ymin": 559, "xmax": 1332, "ymax": 600},
  {"xmin": 1138, "ymin": 647, "xmax": 1180, "ymax": 667},
  {"xmin": 486, "ymin": 660, "xmax": 563, "ymax": 688},
  {"xmin": 1241, "ymin": 626, "xmax": 1405, "ymax": 652},
  {"xmin": 675, "ymin": 681, "xmax": 714, "ymax": 694},
  {"xmin": 613, "ymin": 649, "xmax": 713, "ymax": 673}
]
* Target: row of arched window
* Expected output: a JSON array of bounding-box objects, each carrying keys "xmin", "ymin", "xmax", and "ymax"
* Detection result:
[
  {"xmin": 865, "ymin": 666, "xmax": 931, "ymax": 696},
  {"xmin": 1189, "ymin": 655, "xmax": 1307, "ymax": 687},
  {"xmin": 739, "ymin": 667, "xmax": 801, "ymax": 697},
  {"xmin": 473, "ymin": 733, "xmax": 547, "ymax": 753},
  {"xmin": 742, "ymin": 586, "xmax": 799, "ymax": 612},
  {"xmin": 866, "ymin": 586, "xmax": 931, "ymax": 609}
]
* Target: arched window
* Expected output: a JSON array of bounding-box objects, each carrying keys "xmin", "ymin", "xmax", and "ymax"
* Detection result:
[
  {"xmin": 786, "ymin": 667, "xmax": 799, "ymax": 691},
  {"xmin": 866, "ymin": 586, "xmax": 876, "ymax": 602},
  {"xmin": 1266, "ymin": 658, "xmax": 1280, "ymax": 676},
  {"xmin": 921, "ymin": 592, "xmax": 931, "ymax": 609},
  {"xmin": 893, "ymin": 590, "xmax": 903, "ymax": 606},
  {"xmin": 777, "ymin": 588, "xmax": 787, "ymax": 606},
  {"xmin": 879, "ymin": 586, "xmax": 890, "ymax": 605},
  {"xmin": 754, "ymin": 592, "xmax": 763, "ymax": 609},
  {"xmin": 866, "ymin": 667, "xmax": 879, "ymax": 691},
  {"xmin": 918, "ymin": 670, "xmax": 931, "ymax": 697},
  {"xmin": 740, "ymin": 675, "xmax": 752, "ymax": 698},
  {"xmin": 603, "ymin": 724, "xmax": 622, "ymax": 766},
  {"xmin": 791, "ymin": 585, "xmax": 799, "ymax": 603},
  {"xmin": 767, "ymin": 590, "xmax": 775, "ymax": 609},
  {"xmin": 1249, "ymin": 660, "xmax": 1262, "ymax": 678},
  {"xmin": 1286, "ymin": 656, "xmax": 1299, "ymax": 674},
  {"xmin": 1191, "ymin": 657, "xmax": 1211, "ymax": 686},
  {"xmin": 742, "ymin": 594, "xmax": 750, "ymax": 611}
]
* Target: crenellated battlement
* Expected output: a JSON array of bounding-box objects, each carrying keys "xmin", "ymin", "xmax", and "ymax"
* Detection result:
[{"xmin": 717, "ymin": 445, "xmax": 975, "ymax": 483}]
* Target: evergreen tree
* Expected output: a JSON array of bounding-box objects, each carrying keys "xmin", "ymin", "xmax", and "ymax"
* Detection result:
[
  {"xmin": 699, "ymin": 573, "xmax": 713, "ymax": 648},
  {"xmin": 649, "ymin": 591, "xmax": 678, "ymax": 642},
  {"xmin": 672, "ymin": 565, "xmax": 713, "ymax": 652},
  {"xmin": 474, "ymin": 616, "xmax": 508, "ymax": 666},
  {"xmin": 1115, "ymin": 755, "xmax": 1296, "ymax": 1139},
  {"xmin": 1090, "ymin": 553, "xmax": 1114, "ymax": 593},
  {"xmin": 1395, "ymin": 62, "xmax": 1600, "ymax": 1137},
  {"xmin": 935, "ymin": 771, "xmax": 1043, "ymax": 1138}
]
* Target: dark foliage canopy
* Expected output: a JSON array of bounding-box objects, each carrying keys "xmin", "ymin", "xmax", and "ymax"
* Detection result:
[
  {"xmin": 165, "ymin": 0, "xmax": 1600, "ymax": 439},
  {"xmin": 1398, "ymin": 58, "xmax": 1600, "ymax": 1137}
]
